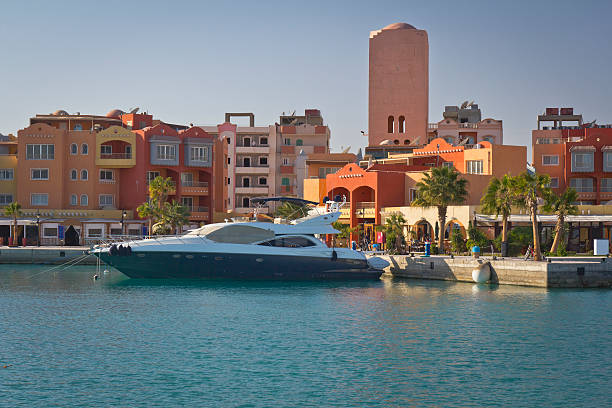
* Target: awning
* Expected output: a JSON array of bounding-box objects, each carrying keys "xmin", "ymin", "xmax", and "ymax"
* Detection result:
[
  {"xmin": 476, "ymin": 213, "xmax": 612, "ymax": 224},
  {"xmin": 569, "ymin": 145, "xmax": 595, "ymax": 152}
]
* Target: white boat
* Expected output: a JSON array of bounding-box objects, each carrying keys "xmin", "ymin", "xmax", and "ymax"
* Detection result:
[{"xmin": 90, "ymin": 198, "xmax": 388, "ymax": 280}]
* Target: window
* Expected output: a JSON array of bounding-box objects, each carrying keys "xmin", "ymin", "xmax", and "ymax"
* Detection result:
[
  {"xmin": 99, "ymin": 170, "xmax": 113, "ymax": 181},
  {"xmin": 259, "ymin": 177, "xmax": 267, "ymax": 185},
  {"xmin": 80, "ymin": 194, "xmax": 88, "ymax": 206},
  {"xmin": 31, "ymin": 193, "xmax": 48, "ymax": 206},
  {"xmin": 81, "ymin": 143, "xmax": 88, "ymax": 155},
  {"xmin": 282, "ymin": 158, "xmax": 289, "ymax": 166},
  {"xmin": 442, "ymin": 162, "xmax": 454, "ymax": 168},
  {"xmin": 281, "ymin": 177, "xmax": 290, "ymax": 186},
  {"xmin": 128, "ymin": 228, "xmax": 140, "ymax": 236},
  {"xmin": 242, "ymin": 157, "xmax": 251, "ymax": 167},
  {"xmin": 318, "ymin": 167, "xmax": 340, "ymax": 178},
  {"xmin": 549, "ymin": 178, "xmax": 559, "ymax": 189},
  {"xmin": 398, "ymin": 116, "xmax": 405, "ymax": 133},
  {"xmin": 73, "ymin": 124, "xmax": 83, "ymax": 131},
  {"xmin": 259, "ymin": 157, "xmax": 268, "ymax": 166},
  {"xmin": 87, "ymin": 229, "xmax": 103, "ymax": 238},
  {"xmin": 242, "ymin": 177, "xmax": 250, "ymax": 187},
  {"xmin": 284, "ymin": 138, "xmax": 291, "ymax": 146},
  {"xmin": 70, "ymin": 143, "xmax": 78, "ymax": 155},
  {"xmin": 125, "ymin": 145, "xmax": 132, "ymax": 157},
  {"xmin": 0, "ymin": 169, "xmax": 14, "ymax": 180},
  {"xmin": 569, "ymin": 178, "xmax": 594, "ymax": 192},
  {"xmin": 243, "ymin": 137, "xmax": 251, "ymax": 147},
  {"xmin": 99, "ymin": 194, "xmax": 114, "ymax": 207},
  {"xmin": 43, "ymin": 228, "xmax": 58, "ymax": 238},
  {"xmin": 227, "ymin": 177, "xmax": 231, "ymax": 185},
  {"xmin": 181, "ymin": 197, "xmax": 193, "ymax": 208},
  {"xmin": 181, "ymin": 173, "xmax": 194, "ymax": 186},
  {"xmin": 260, "ymin": 137, "xmax": 268, "ymax": 146},
  {"xmin": 482, "ymin": 136, "xmax": 494, "ymax": 143},
  {"xmin": 156, "ymin": 144, "xmax": 176, "ymax": 160},
  {"xmin": 146, "ymin": 171, "xmax": 160, "ymax": 184},
  {"xmin": 31, "ymin": 168, "xmax": 49, "ymax": 180},
  {"xmin": 601, "ymin": 178, "xmax": 612, "ymax": 192},
  {"xmin": 410, "ymin": 189, "xmax": 417, "ymax": 202},
  {"xmin": 0, "ymin": 194, "xmax": 13, "ymax": 205},
  {"xmin": 542, "ymin": 155, "xmax": 559, "ymax": 166},
  {"xmin": 604, "ymin": 152, "xmax": 612, "ymax": 172},
  {"xmin": 26, "ymin": 144, "xmax": 54, "ymax": 160},
  {"xmin": 81, "ymin": 169, "xmax": 88, "ymax": 180},
  {"xmin": 190, "ymin": 146, "xmax": 209, "ymax": 162},
  {"xmin": 388, "ymin": 116, "xmax": 394, "ymax": 133},
  {"xmin": 70, "ymin": 169, "xmax": 77, "ymax": 180},
  {"xmin": 466, "ymin": 160, "xmax": 483, "ymax": 174},
  {"xmin": 258, "ymin": 236, "xmax": 316, "ymax": 248},
  {"xmin": 571, "ymin": 151, "xmax": 594, "ymax": 172},
  {"xmin": 227, "ymin": 138, "xmax": 231, "ymax": 144},
  {"xmin": 100, "ymin": 145, "xmax": 112, "ymax": 155},
  {"xmin": 110, "ymin": 228, "xmax": 123, "ymax": 236},
  {"xmin": 296, "ymin": 139, "xmax": 303, "ymax": 146},
  {"xmin": 242, "ymin": 197, "xmax": 250, "ymax": 207},
  {"xmin": 227, "ymin": 157, "xmax": 231, "ymax": 165},
  {"xmin": 70, "ymin": 194, "xmax": 77, "ymax": 205}
]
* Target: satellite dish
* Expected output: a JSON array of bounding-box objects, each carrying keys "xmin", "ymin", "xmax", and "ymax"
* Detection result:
[
  {"xmin": 468, "ymin": 100, "xmax": 475, "ymax": 107},
  {"xmin": 341, "ymin": 146, "xmax": 351, "ymax": 154},
  {"xmin": 130, "ymin": 107, "xmax": 140, "ymax": 114},
  {"xmin": 410, "ymin": 136, "xmax": 422, "ymax": 146},
  {"xmin": 291, "ymin": 110, "xmax": 296, "ymax": 116},
  {"xmin": 380, "ymin": 139, "xmax": 394, "ymax": 146},
  {"xmin": 460, "ymin": 101, "xmax": 468, "ymax": 109}
]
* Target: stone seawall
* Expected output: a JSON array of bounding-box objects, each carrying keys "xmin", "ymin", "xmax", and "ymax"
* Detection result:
[
  {"xmin": 376, "ymin": 255, "xmax": 612, "ymax": 288},
  {"xmin": 0, "ymin": 247, "xmax": 96, "ymax": 265}
]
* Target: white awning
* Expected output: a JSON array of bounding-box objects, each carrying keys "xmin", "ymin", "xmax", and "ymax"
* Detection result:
[
  {"xmin": 569, "ymin": 145, "xmax": 595, "ymax": 152},
  {"xmin": 476, "ymin": 214, "xmax": 612, "ymax": 224}
]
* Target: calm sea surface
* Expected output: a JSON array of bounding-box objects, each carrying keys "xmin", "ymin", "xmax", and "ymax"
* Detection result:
[{"xmin": 0, "ymin": 265, "xmax": 610, "ymax": 407}]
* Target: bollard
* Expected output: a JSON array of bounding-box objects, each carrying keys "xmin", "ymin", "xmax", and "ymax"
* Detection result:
[{"xmin": 471, "ymin": 245, "xmax": 480, "ymax": 259}]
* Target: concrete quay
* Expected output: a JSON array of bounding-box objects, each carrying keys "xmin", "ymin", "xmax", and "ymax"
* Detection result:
[
  {"xmin": 0, "ymin": 246, "xmax": 96, "ymax": 265},
  {"xmin": 376, "ymin": 255, "xmax": 612, "ymax": 288}
]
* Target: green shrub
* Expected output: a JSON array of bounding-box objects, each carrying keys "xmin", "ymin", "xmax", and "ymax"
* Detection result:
[
  {"xmin": 466, "ymin": 225, "xmax": 489, "ymax": 251},
  {"xmin": 431, "ymin": 243, "xmax": 439, "ymax": 255},
  {"xmin": 450, "ymin": 229, "xmax": 466, "ymax": 254}
]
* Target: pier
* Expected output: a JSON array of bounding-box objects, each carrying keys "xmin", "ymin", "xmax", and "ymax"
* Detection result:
[
  {"xmin": 376, "ymin": 255, "xmax": 612, "ymax": 288},
  {"xmin": 0, "ymin": 246, "xmax": 96, "ymax": 265}
]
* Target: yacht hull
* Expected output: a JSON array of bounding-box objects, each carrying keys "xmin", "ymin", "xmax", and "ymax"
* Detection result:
[{"xmin": 97, "ymin": 251, "xmax": 383, "ymax": 280}]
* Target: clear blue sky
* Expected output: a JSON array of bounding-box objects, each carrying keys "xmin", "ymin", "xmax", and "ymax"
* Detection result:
[{"xmin": 1, "ymin": 0, "xmax": 611, "ymax": 159}]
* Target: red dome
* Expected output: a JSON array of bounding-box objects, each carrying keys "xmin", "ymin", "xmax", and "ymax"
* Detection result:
[
  {"xmin": 383, "ymin": 23, "xmax": 416, "ymax": 30},
  {"xmin": 106, "ymin": 109, "xmax": 124, "ymax": 118}
]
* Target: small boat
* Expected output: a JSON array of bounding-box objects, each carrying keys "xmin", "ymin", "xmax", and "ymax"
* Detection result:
[{"xmin": 90, "ymin": 198, "xmax": 388, "ymax": 280}]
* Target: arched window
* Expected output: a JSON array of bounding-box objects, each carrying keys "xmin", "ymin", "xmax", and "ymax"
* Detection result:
[
  {"xmin": 404, "ymin": 139, "xmax": 411, "ymax": 145},
  {"xmin": 70, "ymin": 194, "xmax": 77, "ymax": 206},
  {"xmin": 398, "ymin": 116, "xmax": 405, "ymax": 133},
  {"xmin": 81, "ymin": 169, "xmax": 88, "ymax": 180},
  {"xmin": 74, "ymin": 124, "xmax": 83, "ymax": 131},
  {"xmin": 296, "ymin": 139, "xmax": 303, "ymax": 146},
  {"xmin": 393, "ymin": 139, "xmax": 399, "ymax": 145},
  {"xmin": 70, "ymin": 169, "xmax": 77, "ymax": 180},
  {"xmin": 388, "ymin": 116, "xmax": 394, "ymax": 133},
  {"xmin": 81, "ymin": 143, "xmax": 88, "ymax": 155},
  {"xmin": 80, "ymin": 194, "xmax": 88, "ymax": 206},
  {"xmin": 70, "ymin": 143, "xmax": 78, "ymax": 155}
]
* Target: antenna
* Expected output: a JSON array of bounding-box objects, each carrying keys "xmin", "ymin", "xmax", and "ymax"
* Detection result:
[
  {"xmin": 130, "ymin": 107, "xmax": 140, "ymax": 114},
  {"xmin": 291, "ymin": 110, "xmax": 296, "ymax": 116}
]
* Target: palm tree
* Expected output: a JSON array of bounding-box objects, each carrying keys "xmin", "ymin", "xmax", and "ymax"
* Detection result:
[
  {"xmin": 4, "ymin": 202, "xmax": 21, "ymax": 245},
  {"xmin": 514, "ymin": 172, "xmax": 551, "ymax": 261},
  {"xmin": 480, "ymin": 174, "xmax": 519, "ymax": 257},
  {"xmin": 163, "ymin": 200, "xmax": 191, "ymax": 234},
  {"xmin": 382, "ymin": 213, "xmax": 406, "ymax": 253},
  {"xmin": 274, "ymin": 202, "xmax": 307, "ymax": 221},
  {"xmin": 137, "ymin": 201, "xmax": 157, "ymax": 237},
  {"xmin": 543, "ymin": 188, "xmax": 578, "ymax": 254},
  {"xmin": 148, "ymin": 176, "xmax": 175, "ymax": 211},
  {"xmin": 412, "ymin": 166, "xmax": 468, "ymax": 252}
]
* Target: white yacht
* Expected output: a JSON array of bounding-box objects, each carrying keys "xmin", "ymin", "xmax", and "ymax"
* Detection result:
[{"xmin": 90, "ymin": 198, "xmax": 388, "ymax": 280}]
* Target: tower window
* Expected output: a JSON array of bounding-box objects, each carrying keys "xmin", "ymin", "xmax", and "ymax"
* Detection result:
[
  {"xmin": 388, "ymin": 116, "xmax": 394, "ymax": 133},
  {"xmin": 399, "ymin": 116, "xmax": 405, "ymax": 133}
]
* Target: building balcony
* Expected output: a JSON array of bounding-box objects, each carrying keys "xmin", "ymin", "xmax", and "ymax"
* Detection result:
[
  {"xmin": 235, "ymin": 166, "xmax": 269, "ymax": 174},
  {"xmin": 281, "ymin": 145, "xmax": 295, "ymax": 154},
  {"xmin": 189, "ymin": 206, "xmax": 209, "ymax": 220},
  {"xmin": 355, "ymin": 202, "xmax": 376, "ymax": 218},
  {"xmin": 96, "ymin": 129, "xmax": 136, "ymax": 168},
  {"xmin": 280, "ymin": 165, "xmax": 294, "ymax": 174},
  {"xmin": 576, "ymin": 191, "xmax": 597, "ymax": 200},
  {"xmin": 181, "ymin": 181, "xmax": 209, "ymax": 195},
  {"xmin": 236, "ymin": 146, "xmax": 270, "ymax": 154},
  {"xmin": 235, "ymin": 186, "xmax": 269, "ymax": 195}
]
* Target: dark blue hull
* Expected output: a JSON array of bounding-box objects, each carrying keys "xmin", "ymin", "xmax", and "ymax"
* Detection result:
[{"xmin": 97, "ymin": 251, "xmax": 383, "ymax": 280}]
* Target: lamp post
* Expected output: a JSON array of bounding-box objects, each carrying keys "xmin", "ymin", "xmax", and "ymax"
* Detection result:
[
  {"xmin": 36, "ymin": 211, "xmax": 40, "ymax": 247},
  {"xmin": 121, "ymin": 210, "xmax": 127, "ymax": 236}
]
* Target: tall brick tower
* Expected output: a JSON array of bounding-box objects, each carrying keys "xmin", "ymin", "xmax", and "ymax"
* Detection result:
[{"xmin": 368, "ymin": 23, "xmax": 429, "ymax": 149}]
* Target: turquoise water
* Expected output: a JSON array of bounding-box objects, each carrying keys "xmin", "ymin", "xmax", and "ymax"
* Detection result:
[{"xmin": 0, "ymin": 265, "xmax": 610, "ymax": 407}]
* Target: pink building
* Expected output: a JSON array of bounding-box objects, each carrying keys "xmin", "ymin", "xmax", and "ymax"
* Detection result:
[{"xmin": 367, "ymin": 23, "xmax": 429, "ymax": 152}]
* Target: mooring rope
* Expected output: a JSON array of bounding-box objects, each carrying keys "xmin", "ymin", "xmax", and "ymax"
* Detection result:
[{"xmin": 23, "ymin": 253, "xmax": 92, "ymax": 280}]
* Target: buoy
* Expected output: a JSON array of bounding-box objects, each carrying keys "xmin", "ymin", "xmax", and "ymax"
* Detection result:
[
  {"xmin": 472, "ymin": 262, "xmax": 491, "ymax": 283},
  {"xmin": 93, "ymin": 274, "xmax": 99, "ymax": 281},
  {"xmin": 103, "ymin": 269, "xmax": 110, "ymax": 275}
]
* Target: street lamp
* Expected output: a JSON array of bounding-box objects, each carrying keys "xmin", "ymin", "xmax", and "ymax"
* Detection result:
[
  {"xmin": 36, "ymin": 211, "xmax": 40, "ymax": 247},
  {"xmin": 121, "ymin": 210, "xmax": 127, "ymax": 236}
]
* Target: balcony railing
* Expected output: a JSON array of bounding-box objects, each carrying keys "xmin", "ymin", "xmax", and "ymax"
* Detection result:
[
  {"xmin": 100, "ymin": 152, "xmax": 132, "ymax": 159},
  {"xmin": 181, "ymin": 181, "xmax": 209, "ymax": 187},
  {"xmin": 189, "ymin": 206, "xmax": 209, "ymax": 213},
  {"xmin": 355, "ymin": 202, "xmax": 375, "ymax": 209}
]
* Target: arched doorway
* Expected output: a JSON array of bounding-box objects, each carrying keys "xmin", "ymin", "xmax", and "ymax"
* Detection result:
[
  {"xmin": 65, "ymin": 225, "xmax": 80, "ymax": 246},
  {"xmin": 415, "ymin": 220, "xmax": 433, "ymax": 242}
]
